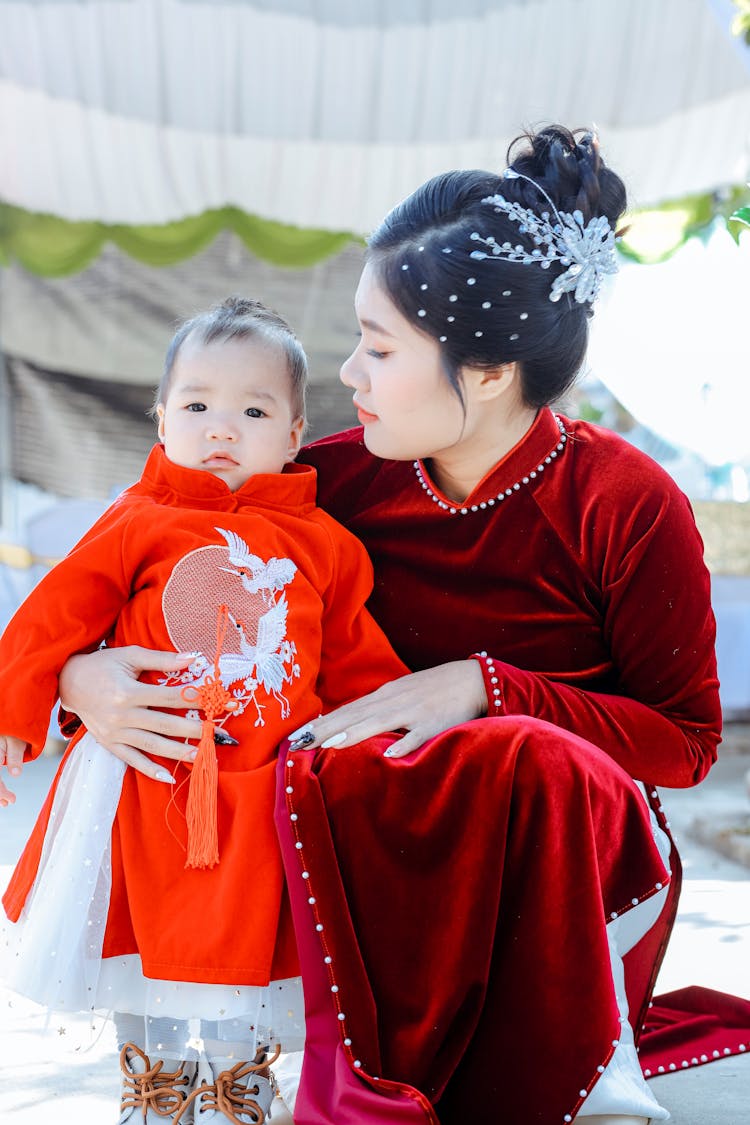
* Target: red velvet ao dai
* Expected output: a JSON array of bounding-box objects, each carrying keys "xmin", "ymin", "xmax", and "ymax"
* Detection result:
[{"xmin": 277, "ymin": 408, "xmax": 721, "ymax": 1124}]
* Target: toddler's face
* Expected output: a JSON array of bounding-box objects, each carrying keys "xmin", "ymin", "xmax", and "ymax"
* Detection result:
[{"xmin": 157, "ymin": 335, "xmax": 304, "ymax": 491}]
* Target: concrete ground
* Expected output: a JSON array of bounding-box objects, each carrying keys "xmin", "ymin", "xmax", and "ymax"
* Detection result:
[{"xmin": 1, "ymin": 733, "xmax": 749, "ymax": 1123}]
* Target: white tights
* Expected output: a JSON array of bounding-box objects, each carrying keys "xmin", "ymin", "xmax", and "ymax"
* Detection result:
[{"xmin": 114, "ymin": 1012, "xmax": 262, "ymax": 1068}]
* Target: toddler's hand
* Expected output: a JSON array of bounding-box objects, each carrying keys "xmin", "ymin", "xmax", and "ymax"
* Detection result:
[{"xmin": 0, "ymin": 734, "xmax": 27, "ymax": 807}]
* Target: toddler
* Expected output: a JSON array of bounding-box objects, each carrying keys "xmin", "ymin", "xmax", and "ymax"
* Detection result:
[{"xmin": 0, "ymin": 297, "xmax": 407, "ymax": 1123}]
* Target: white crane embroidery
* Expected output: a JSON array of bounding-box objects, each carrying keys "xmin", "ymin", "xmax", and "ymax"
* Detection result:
[
  {"xmin": 162, "ymin": 531, "xmax": 301, "ymax": 727},
  {"xmin": 215, "ymin": 527, "xmax": 297, "ymax": 603},
  {"xmin": 225, "ymin": 597, "xmax": 292, "ymax": 718}
]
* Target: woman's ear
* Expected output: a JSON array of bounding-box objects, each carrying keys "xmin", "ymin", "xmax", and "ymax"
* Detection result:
[{"xmin": 463, "ymin": 362, "xmax": 519, "ymax": 403}]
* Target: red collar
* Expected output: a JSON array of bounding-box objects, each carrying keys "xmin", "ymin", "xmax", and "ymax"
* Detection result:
[{"xmin": 138, "ymin": 444, "xmax": 318, "ymax": 513}]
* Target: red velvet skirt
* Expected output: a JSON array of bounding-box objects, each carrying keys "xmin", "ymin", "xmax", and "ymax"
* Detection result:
[{"xmin": 274, "ymin": 715, "xmax": 674, "ymax": 1124}]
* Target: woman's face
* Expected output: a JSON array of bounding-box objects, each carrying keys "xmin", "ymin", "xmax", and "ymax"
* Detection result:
[{"xmin": 340, "ymin": 262, "xmax": 468, "ymax": 462}]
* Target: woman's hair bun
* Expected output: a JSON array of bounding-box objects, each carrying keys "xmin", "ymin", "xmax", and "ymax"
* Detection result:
[{"xmin": 506, "ymin": 125, "xmax": 626, "ymax": 229}]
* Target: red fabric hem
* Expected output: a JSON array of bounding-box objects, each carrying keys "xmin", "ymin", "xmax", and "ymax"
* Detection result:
[
  {"xmin": 640, "ymin": 986, "xmax": 750, "ymax": 1076},
  {"xmin": 275, "ymin": 742, "xmax": 438, "ymax": 1124}
]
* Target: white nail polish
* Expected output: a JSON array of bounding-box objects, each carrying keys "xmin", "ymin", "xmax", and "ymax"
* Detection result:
[
  {"xmin": 288, "ymin": 726, "xmax": 313, "ymax": 742},
  {"xmin": 320, "ymin": 732, "xmax": 347, "ymax": 749},
  {"xmin": 155, "ymin": 770, "xmax": 175, "ymax": 783}
]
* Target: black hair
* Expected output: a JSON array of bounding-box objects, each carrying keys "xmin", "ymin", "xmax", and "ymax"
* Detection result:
[
  {"xmin": 366, "ymin": 125, "xmax": 627, "ymax": 408},
  {"xmin": 155, "ymin": 296, "xmax": 307, "ymax": 418}
]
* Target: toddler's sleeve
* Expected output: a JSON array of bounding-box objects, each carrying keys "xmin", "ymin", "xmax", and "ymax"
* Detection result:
[
  {"xmin": 0, "ymin": 503, "xmax": 137, "ymax": 758},
  {"xmin": 314, "ymin": 517, "xmax": 409, "ymax": 711}
]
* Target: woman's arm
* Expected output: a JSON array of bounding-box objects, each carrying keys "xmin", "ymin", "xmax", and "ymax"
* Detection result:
[
  {"xmin": 469, "ymin": 656, "xmax": 719, "ymax": 788},
  {"xmin": 290, "ymin": 659, "xmax": 488, "ymax": 757},
  {"xmin": 292, "ymin": 474, "xmax": 720, "ymax": 787},
  {"xmin": 477, "ymin": 480, "xmax": 721, "ymax": 788},
  {"xmin": 59, "ymin": 647, "xmax": 204, "ymax": 778}
]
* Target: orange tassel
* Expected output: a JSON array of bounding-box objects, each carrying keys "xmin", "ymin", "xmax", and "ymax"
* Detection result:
[
  {"xmin": 182, "ymin": 605, "xmax": 237, "ymax": 870},
  {"xmin": 185, "ymin": 718, "xmax": 220, "ymax": 869}
]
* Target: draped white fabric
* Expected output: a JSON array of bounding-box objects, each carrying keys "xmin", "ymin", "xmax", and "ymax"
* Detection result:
[{"xmin": 1, "ymin": 0, "xmax": 749, "ymax": 231}]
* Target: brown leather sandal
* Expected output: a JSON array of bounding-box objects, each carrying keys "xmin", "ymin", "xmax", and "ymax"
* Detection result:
[{"xmin": 119, "ymin": 1042, "xmax": 196, "ymax": 1122}]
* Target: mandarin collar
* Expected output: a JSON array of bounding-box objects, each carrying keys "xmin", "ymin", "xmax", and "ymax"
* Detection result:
[
  {"xmin": 139, "ymin": 444, "xmax": 318, "ymax": 512},
  {"xmin": 415, "ymin": 408, "xmax": 568, "ymax": 511}
]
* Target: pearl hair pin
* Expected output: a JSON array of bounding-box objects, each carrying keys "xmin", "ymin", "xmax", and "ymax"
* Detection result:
[{"xmin": 469, "ymin": 169, "xmax": 618, "ymax": 304}]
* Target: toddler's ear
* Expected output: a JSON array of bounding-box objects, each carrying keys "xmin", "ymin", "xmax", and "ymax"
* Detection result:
[
  {"xmin": 287, "ymin": 416, "xmax": 305, "ymax": 461},
  {"xmin": 156, "ymin": 403, "xmax": 166, "ymax": 441}
]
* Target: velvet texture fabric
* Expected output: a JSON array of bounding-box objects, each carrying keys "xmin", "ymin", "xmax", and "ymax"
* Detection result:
[
  {"xmin": 640, "ymin": 987, "xmax": 750, "ymax": 1076},
  {"xmin": 1, "ymin": 445, "xmax": 407, "ymax": 984},
  {"xmin": 281, "ymin": 409, "xmax": 722, "ymax": 1124}
]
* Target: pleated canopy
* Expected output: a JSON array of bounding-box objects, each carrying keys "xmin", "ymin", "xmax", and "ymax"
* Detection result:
[{"xmin": 0, "ymin": 0, "xmax": 749, "ymax": 273}]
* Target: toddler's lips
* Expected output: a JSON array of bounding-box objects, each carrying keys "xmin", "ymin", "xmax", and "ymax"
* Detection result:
[{"xmin": 203, "ymin": 453, "xmax": 239, "ymax": 466}]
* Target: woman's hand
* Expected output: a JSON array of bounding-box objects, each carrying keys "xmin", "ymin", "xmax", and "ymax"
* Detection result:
[
  {"xmin": 0, "ymin": 734, "xmax": 27, "ymax": 807},
  {"xmin": 59, "ymin": 646, "xmax": 205, "ymax": 781},
  {"xmin": 289, "ymin": 660, "xmax": 488, "ymax": 759}
]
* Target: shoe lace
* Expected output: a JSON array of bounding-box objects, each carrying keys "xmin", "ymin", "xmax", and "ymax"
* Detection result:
[
  {"xmin": 120, "ymin": 1043, "xmax": 192, "ymax": 1119},
  {"xmin": 192, "ymin": 1046, "xmax": 281, "ymax": 1124}
]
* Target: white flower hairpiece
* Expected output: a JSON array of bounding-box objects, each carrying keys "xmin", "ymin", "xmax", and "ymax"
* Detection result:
[{"xmin": 469, "ymin": 169, "xmax": 618, "ymax": 304}]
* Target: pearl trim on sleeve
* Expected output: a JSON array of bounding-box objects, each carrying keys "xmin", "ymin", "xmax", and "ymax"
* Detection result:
[{"xmin": 471, "ymin": 651, "xmax": 503, "ymax": 714}]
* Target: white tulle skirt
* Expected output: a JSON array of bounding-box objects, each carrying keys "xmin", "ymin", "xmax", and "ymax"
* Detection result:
[{"xmin": 1, "ymin": 734, "xmax": 305, "ymax": 1058}]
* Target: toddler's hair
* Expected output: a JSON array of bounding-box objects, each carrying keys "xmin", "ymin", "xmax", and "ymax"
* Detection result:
[{"xmin": 155, "ymin": 297, "xmax": 307, "ymax": 419}]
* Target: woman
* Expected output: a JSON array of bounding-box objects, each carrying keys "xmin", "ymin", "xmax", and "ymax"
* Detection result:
[{"xmin": 52, "ymin": 127, "xmax": 720, "ymax": 1124}]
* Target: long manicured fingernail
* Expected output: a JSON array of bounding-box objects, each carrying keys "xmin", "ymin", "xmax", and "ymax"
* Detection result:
[
  {"xmin": 214, "ymin": 730, "xmax": 239, "ymax": 746},
  {"xmin": 320, "ymin": 732, "xmax": 347, "ymax": 749},
  {"xmin": 155, "ymin": 770, "xmax": 175, "ymax": 783},
  {"xmin": 176, "ymin": 651, "xmax": 201, "ymax": 661},
  {"xmin": 289, "ymin": 731, "xmax": 315, "ymax": 750},
  {"xmin": 383, "ymin": 748, "xmax": 395, "ymax": 758},
  {"xmin": 288, "ymin": 725, "xmax": 313, "ymax": 742}
]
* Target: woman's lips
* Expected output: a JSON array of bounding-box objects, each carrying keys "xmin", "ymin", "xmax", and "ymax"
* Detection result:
[{"xmin": 356, "ymin": 407, "xmax": 379, "ymax": 425}]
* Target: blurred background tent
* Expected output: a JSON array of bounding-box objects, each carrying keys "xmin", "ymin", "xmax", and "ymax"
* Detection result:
[{"xmin": 0, "ymin": 0, "xmax": 749, "ymax": 500}]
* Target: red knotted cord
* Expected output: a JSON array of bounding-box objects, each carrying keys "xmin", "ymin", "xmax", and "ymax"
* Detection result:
[{"xmin": 180, "ymin": 604, "xmax": 239, "ymax": 869}]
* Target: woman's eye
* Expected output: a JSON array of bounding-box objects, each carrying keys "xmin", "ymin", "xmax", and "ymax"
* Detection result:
[
  {"xmin": 366, "ymin": 349, "xmax": 387, "ymax": 360},
  {"xmin": 245, "ymin": 407, "xmax": 266, "ymax": 418},
  {"xmin": 186, "ymin": 402, "xmax": 206, "ymax": 412}
]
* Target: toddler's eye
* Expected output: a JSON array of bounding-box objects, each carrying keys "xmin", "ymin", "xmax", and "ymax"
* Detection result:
[
  {"xmin": 245, "ymin": 407, "xmax": 266, "ymax": 418},
  {"xmin": 366, "ymin": 349, "xmax": 387, "ymax": 360},
  {"xmin": 186, "ymin": 402, "xmax": 206, "ymax": 412}
]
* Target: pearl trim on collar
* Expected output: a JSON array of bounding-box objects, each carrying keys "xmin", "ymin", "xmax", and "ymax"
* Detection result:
[{"xmin": 413, "ymin": 413, "xmax": 568, "ymax": 515}]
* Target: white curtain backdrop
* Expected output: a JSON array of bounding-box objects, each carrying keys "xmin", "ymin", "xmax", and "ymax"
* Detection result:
[{"xmin": 1, "ymin": 0, "xmax": 749, "ymax": 232}]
